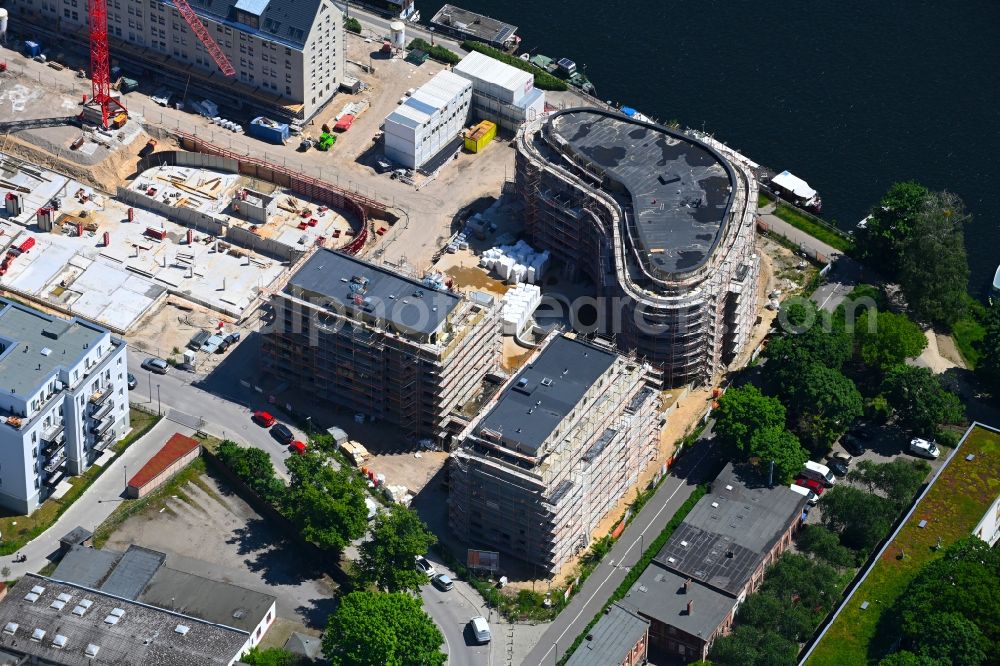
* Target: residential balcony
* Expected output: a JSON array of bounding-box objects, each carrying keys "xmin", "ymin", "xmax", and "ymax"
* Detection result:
[
  {"xmin": 90, "ymin": 418, "xmax": 114, "ymax": 436},
  {"xmin": 91, "ymin": 400, "xmax": 115, "ymax": 422},
  {"xmin": 94, "ymin": 431, "xmax": 116, "ymax": 452},
  {"xmin": 89, "ymin": 388, "xmax": 111, "ymax": 407},
  {"xmin": 42, "ymin": 422, "xmax": 65, "ymax": 445},
  {"xmin": 44, "ymin": 451, "xmax": 66, "ymax": 475}
]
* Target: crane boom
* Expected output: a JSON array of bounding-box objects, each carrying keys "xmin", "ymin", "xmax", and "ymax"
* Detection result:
[
  {"xmin": 88, "ymin": 0, "xmax": 126, "ymax": 128},
  {"xmin": 172, "ymin": 0, "xmax": 237, "ymax": 77}
]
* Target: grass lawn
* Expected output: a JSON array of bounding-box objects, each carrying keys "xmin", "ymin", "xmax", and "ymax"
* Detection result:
[
  {"xmin": 758, "ymin": 192, "xmax": 774, "ymax": 208},
  {"xmin": 0, "ymin": 407, "xmax": 162, "ymax": 555},
  {"xmin": 951, "ymin": 316, "xmax": 985, "ymax": 369},
  {"xmin": 772, "ymin": 203, "xmax": 853, "ymax": 253},
  {"xmin": 806, "ymin": 425, "xmax": 1000, "ymax": 666}
]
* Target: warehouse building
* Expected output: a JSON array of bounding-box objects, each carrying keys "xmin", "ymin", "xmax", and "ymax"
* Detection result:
[
  {"xmin": 0, "ymin": 298, "xmax": 130, "ymax": 514},
  {"xmin": 618, "ymin": 463, "xmax": 806, "ymax": 662},
  {"xmin": 262, "ymin": 249, "xmax": 501, "ymax": 443},
  {"xmin": 454, "ymin": 50, "xmax": 546, "ymax": 133},
  {"xmin": 565, "ymin": 603, "xmax": 649, "ymax": 666},
  {"xmin": 7, "ymin": 0, "xmax": 345, "ymax": 120},
  {"xmin": 515, "ymin": 108, "xmax": 760, "ymax": 387},
  {"xmin": 449, "ymin": 332, "xmax": 659, "ymax": 574},
  {"xmin": 383, "ymin": 70, "xmax": 472, "ymax": 169}
]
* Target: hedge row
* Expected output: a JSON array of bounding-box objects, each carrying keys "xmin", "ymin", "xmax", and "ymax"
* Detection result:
[
  {"xmin": 460, "ymin": 40, "xmax": 568, "ymax": 91},
  {"xmin": 407, "ymin": 38, "xmax": 461, "ymax": 65}
]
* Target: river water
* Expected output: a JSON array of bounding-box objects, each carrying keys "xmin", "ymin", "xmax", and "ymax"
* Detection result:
[{"xmin": 421, "ymin": 0, "xmax": 1000, "ymax": 292}]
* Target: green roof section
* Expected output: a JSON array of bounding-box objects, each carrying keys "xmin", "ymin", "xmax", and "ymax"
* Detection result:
[{"xmin": 804, "ymin": 423, "xmax": 1000, "ymax": 666}]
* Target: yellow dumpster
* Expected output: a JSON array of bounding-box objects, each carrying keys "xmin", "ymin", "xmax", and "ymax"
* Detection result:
[{"xmin": 464, "ymin": 120, "xmax": 497, "ymax": 153}]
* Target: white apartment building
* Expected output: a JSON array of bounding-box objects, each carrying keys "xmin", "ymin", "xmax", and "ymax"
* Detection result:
[
  {"xmin": 383, "ymin": 70, "xmax": 472, "ymax": 169},
  {"xmin": 7, "ymin": 0, "xmax": 344, "ymax": 119},
  {"xmin": 453, "ymin": 50, "xmax": 546, "ymax": 134},
  {"xmin": 0, "ymin": 299, "xmax": 130, "ymax": 514}
]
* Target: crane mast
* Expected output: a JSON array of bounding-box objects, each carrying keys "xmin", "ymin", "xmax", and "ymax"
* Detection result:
[{"xmin": 87, "ymin": 0, "xmax": 127, "ymax": 129}]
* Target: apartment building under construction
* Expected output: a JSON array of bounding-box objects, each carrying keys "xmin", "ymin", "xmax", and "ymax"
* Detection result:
[
  {"xmin": 449, "ymin": 332, "xmax": 659, "ymax": 574},
  {"xmin": 515, "ymin": 108, "xmax": 760, "ymax": 387},
  {"xmin": 262, "ymin": 249, "xmax": 500, "ymax": 443}
]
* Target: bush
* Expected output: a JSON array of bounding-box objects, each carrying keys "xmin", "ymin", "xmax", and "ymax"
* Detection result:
[
  {"xmin": 408, "ymin": 38, "xmax": 461, "ymax": 65},
  {"xmin": 797, "ymin": 524, "xmax": 858, "ymax": 568},
  {"xmin": 461, "ymin": 40, "xmax": 569, "ymax": 91},
  {"xmin": 345, "ymin": 17, "xmax": 362, "ymax": 34}
]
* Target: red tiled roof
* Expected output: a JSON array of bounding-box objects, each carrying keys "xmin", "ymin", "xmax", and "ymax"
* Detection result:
[{"xmin": 127, "ymin": 433, "xmax": 201, "ymax": 489}]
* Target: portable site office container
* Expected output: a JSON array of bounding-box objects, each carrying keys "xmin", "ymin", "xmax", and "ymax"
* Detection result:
[{"xmin": 383, "ymin": 70, "xmax": 472, "ymax": 169}]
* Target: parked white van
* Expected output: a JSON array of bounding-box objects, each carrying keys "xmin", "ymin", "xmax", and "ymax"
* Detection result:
[
  {"xmin": 789, "ymin": 483, "xmax": 818, "ymax": 505},
  {"xmin": 909, "ymin": 438, "xmax": 940, "ymax": 459},
  {"xmin": 801, "ymin": 460, "xmax": 836, "ymax": 487},
  {"xmin": 469, "ymin": 616, "xmax": 491, "ymax": 644}
]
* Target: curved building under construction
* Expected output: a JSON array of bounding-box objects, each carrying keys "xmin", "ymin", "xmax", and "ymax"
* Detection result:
[{"xmin": 515, "ymin": 108, "xmax": 760, "ymax": 387}]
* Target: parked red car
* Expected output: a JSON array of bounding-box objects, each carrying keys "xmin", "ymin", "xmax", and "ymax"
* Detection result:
[
  {"xmin": 289, "ymin": 441, "xmax": 307, "ymax": 455},
  {"xmin": 795, "ymin": 477, "xmax": 826, "ymax": 495},
  {"xmin": 252, "ymin": 410, "xmax": 276, "ymax": 427}
]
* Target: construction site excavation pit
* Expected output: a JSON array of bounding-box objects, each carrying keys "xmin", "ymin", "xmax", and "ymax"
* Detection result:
[{"xmin": 0, "ymin": 152, "xmax": 360, "ymax": 333}]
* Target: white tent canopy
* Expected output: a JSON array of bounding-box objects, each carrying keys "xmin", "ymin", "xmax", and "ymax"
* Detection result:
[{"xmin": 771, "ymin": 170, "xmax": 817, "ymax": 200}]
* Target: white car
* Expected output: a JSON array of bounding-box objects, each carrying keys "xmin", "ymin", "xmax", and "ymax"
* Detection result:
[
  {"xmin": 909, "ymin": 438, "xmax": 940, "ymax": 459},
  {"xmin": 415, "ymin": 555, "xmax": 436, "ymax": 577}
]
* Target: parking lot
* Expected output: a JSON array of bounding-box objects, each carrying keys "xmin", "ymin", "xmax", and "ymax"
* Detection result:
[{"xmin": 102, "ymin": 467, "xmax": 338, "ymax": 638}]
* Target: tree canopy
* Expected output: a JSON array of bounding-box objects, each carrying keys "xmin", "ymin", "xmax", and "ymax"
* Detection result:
[
  {"xmin": 283, "ymin": 452, "xmax": 369, "ymax": 551},
  {"xmin": 709, "ymin": 625, "xmax": 798, "ymax": 666},
  {"xmin": 855, "ymin": 181, "xmax": 930, "ymax": 276},
  {"xmin": 356, "ymin": 504, "xmax": 438, "ymax": 593},
  {"xmin": 881, "ymin": 365, "xmax": 965, "ymax": 437},
  {"xmin": 713, "ymin": 385, "xmax": 787, "ymax": 456},
  {"xmin": 818, "ymin": 484, "xmax": 895, "ymax": 554},
  {"xmin": 897, "ymin": 191, "xmax": 971, "ymax": 327},
  {"xmin": 747, "ymin": 426, "xmax": 808, "ymax": 484},
  {"xmin": 856, "ymin": 310, "xmax": 928, "ymax": 370},
  {"xmin": 977, "ymin": 301, "xmax": 1000, "ymax": 397},
  {"xmin": 216, "ymin": 440, "xmax": 285, "ymax": 503},
  {"xmin": 797, "ymin": 524, "xmax": 857, "ymax": 567},
  {"xmin": 323, "ymin": 591, "xmax": 446, "ymax": 666},
  {"xmin": 878, "ymin": 652, "xmax": 948, "ymax": 666},
  {"xmin": 847, "ymin": 459, "xmax": 930, "ymax": 510},
  {"xmin": 788, "ymin": 364, "xmax": 864, "ymax": 451},
  {"xmin": 239, "ymin": 647, "xmax": 302, "ymax": 666}
]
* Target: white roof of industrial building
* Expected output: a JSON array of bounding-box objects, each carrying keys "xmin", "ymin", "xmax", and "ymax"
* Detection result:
[
  {"xmin": 454, "ymin": 51, "xmax": 533, "ymax": 95},
  {"xmin": 771, "ymin": 170, "xmax": 817, "ymax": 199},
  {"xmin": 385, "ymin": 71, "xmax": 471, "ymax": 129}
]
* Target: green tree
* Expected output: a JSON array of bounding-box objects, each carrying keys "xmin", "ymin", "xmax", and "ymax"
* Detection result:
[
  {"xmin": 216, "ymin": 440, "xmax": 285, "ymax": 502},
  {"xmin": 818, "ymin": 485, "xmax": 894, "ymax": 554},
  {"xmin": 881, "ymin": 365, "xmax": 965, "ymax": 437},
  {"xmin": 797, "ymin": 524, "xmax": 857, "ymax": 567},
  {"xmin": 747, "ymin": 427, "xmax": 808, "ymax": 484},
  {"xmin": 323, "ymin": 591, "xmax": 446, "ymax": 666},
  {"xmin": 240, "ymin": 647, "xmax": 301, "ymax": 666},
  {"xmin": 713, "ymin": 385, "xmax": 787, "ymax": 457},
  {"xmin": 847, "ymin": 459, "xmax": 930, "ymax": 510},
  {"xmin": 977, "ymin": 301, "xmax": 1000, "ymax": 396},
  {"xmin": 709, "ymin": 625, "xmax": 797, "ymax": 666},
  {"xmin": 915, "ymin": 612, "xmax": 988, "ymax": 666},
  {"xmin": 855, "ymin": 181, "xmax": 930, "ymax": 276},
  {"xmin": 283, "ymin": 452, "xmax": 369, "ymax": 551},
  {"xmin": 856, "ymin": 310, "xmax": 928, "ymax": 370},
  {"xmin": 898, "ymin": 191, "xmax": 971, "ymax": 327},
  {"xmin": 356, "ymin": 504, "xmax": 438, "ymax": 593},
  {"xmin": 758, "ymin": 553, "xmax": 841, "ymax": 616},
  {"xmin": 878, "ymin": 652, "xmax": 948, "ymax": 666},
  {"xmin": 345, "ymin": 16, "xmax": 362, "ymax": 33},
  {"xmin": 735, "ymin": 592, "xmax": 815, "ymax": 642},
  {"xmin": 789, "ymin": 364, "xmax": 864, "ymax": 451}
]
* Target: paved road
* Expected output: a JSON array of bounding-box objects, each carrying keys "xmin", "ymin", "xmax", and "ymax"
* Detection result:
[
  {"xmin": 5, "ymin": 417, "xmax": 192, "ymax": 579},
  {"xmin": 420, "ymin": 554, "xmax": 493, "ymax": 666},
  {"xmin": 522, "ymin": 434, "xmax": 719, "ymax": 666}
]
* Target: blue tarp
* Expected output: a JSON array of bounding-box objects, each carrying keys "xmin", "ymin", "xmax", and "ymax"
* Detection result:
[{"xmin": 620, "ymin": 106, "xmax": 637, "ymax": 117}]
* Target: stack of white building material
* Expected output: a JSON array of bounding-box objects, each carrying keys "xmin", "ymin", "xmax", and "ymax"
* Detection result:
[
  {"xmin": 479, "ymin": 240, "xmax": 550, "ymax": 284},
  {"xmin": 501, "ymin": 283, "xmax": 541, "ymax": 335}
]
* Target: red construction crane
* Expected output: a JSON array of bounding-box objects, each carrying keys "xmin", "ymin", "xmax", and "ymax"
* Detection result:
[
  {"xmin": 88, "ymin": 0, "xmax": 127, "ymax": 129},
  {"xmin": 172, "ymin": 0, "xmax": 237, "ymax": 77}
]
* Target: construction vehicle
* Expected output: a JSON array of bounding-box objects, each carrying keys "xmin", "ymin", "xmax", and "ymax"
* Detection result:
[{"xmin": 316, "ymin": 132, "xmax": 336, "ymax": 151}]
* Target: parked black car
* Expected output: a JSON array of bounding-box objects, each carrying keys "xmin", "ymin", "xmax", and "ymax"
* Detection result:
[
  {"xmin": 271, "ymin": 423, "xmax": 294, "ymax": 445},
  {"xmin": 827, "ymin": 459, "xmax": 849, "ymax": 477},
  {"xmin": 841, "ymin": 434, "xmax": 866, "ymax": 456}
]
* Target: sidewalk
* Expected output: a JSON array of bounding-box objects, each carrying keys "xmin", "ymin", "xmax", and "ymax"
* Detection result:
[
  {"xmin": 5, "ymin": 418, "xmax": 192, "ymax": 579},
  {"xmin": 758, "ymin": 203, "xmax": 843, "ymax": 260}
]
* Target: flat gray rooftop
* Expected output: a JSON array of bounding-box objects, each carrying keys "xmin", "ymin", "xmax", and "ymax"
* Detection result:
[
  {"xmin": 548, "ymin": 109, "xmax": 735, "ymax": 274},
  {"xmin": 0, "ymin": 299, "xmax": 107, "ymax": 399},
  {"xmin": 476, "ymin": 335, "xmax": 616, "ymax": 456},
  {"xmin": 620, "ymin": 561, "xmax": 736, "ymax": 641},
  {"xmin": 565, "ymin": 603, "xmax": 649, "ymax": 666},
  {"xmin": 0, "ymin": 574, "xmax": 249, "ymax": 666},
  {"xmin": 654, "ymin": 463, "xmax": 806, "ymax": 595},
  {"xmin": 286, "ymin": 249, "xmax": 462, "ymax": 338},
  {"xmin": 431, "ymin": 4, "xmax": 518, "ymax": 45}
]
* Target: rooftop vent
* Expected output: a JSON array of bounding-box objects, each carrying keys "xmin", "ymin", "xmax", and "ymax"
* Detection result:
[
  {"xmin": 103, "ymin": 615, "xmax": 120, "ymax": 625},
  {"xmin": 680, "ymin": 540, "xmax": 689, "ymax": 547},
  {"xmin": 41, "ymin": 347, "xmax": 52, "ymax": 356},
  {"xmin": 232, "ymin": 608, "xmax": 247, "ymax": 620},
  {"xmin": 57, "ymin": 592, "xmax": 72, "ymax": 603},
  {"xmin": 52, "ymin": 634, "xmax": 68, "ymax": 649},
  {"xmin": 49, "ymin": 599, "xmax": 66, "ymax": 610},
  {"xmin": 110, "ymin": 608, "xmax": 125, "ymax": 618},
  {"xmin": 966, "ymin": 454, "xmax": 976, "ymax": 461},
  {"xmin": 24, "ymin": 592, "xmax": 40, "ymax": 603},
  {"xmin": 725, "ymin": 484, "xmax": 733, "ymax": 491},
  {"xmin": 667, "ymin": 556, "xmax": 676, "ymax": 564},
  {"xmin": 175, "ymin": 624, "xmax": 190, "ymax": 636},
  {"xmin": 31, "ymin": 628, "xmax": 46, "ymax": 642},
  {"xmin": 540, "ymin": 377, "xmax": 553, "ymax": 386},
  {"xmin": 3, "ymin": 622, "xmax": 17, "ymax": 636},
  {"xmin": 72, "ymin": 605, "xmax": 89, "ymax": 617},
  {"xmin": 85, "ymin": 644, "xmax": 100, "ymax": 658},
  {"xmin": 711, "ymin": 501, "xmax": 719, "ymax": 508},
  {"xmin": 30, "ymin": 585, "xmax": 45, "ymax": 595}
]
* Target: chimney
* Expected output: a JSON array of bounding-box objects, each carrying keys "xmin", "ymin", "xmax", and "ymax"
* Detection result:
[
  {"xmin": 683, "ymin": 578, "xmax": 692, "ymax": 593},
  {"xmin": 686, "ymin": 600, "xmax": 694, "ymax": 615}
]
